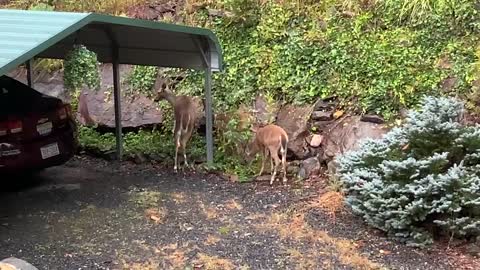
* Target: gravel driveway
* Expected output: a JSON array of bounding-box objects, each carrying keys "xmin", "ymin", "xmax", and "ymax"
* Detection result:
[{"xmin": 0, "ymin": 157, "xmax": 477, "ymax": 269}]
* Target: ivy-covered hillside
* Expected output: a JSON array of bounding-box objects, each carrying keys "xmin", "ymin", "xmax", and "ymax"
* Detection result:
[
  {"xmin": 5, "ymin": 0, "xmax": 480, "ymax": 120},
  {"xmin": 177, "ymin": 0, "xmax": 480, "ymax": 120}
]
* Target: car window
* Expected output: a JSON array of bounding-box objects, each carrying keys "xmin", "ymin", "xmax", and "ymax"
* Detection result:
[
  {"xmin": 0, "ymin": 76, "xmax": 46, "ymax": 116},
  {"xmin": 0, "ymin": 76, "xmax": 42, "ymax": 99}
]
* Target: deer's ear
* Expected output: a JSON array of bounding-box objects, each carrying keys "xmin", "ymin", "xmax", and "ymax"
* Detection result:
[
  {"xmin": 160, "ymin": 82, "xmax": 168, "ymax": 91},
  {"xmin": 250, "ymin": 126, "xmax": 258, "ymax": 133}
]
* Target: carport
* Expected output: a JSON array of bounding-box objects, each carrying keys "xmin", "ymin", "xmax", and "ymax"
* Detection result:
[{"xmin": 0, "ymin": 9, "xmax": 222, "ymax": 164}]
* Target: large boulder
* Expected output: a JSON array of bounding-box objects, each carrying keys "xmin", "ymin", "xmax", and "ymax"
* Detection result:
[
  {"xmin": 77, "ymin": 88, "xmax": 164, "ymax": 128},
  {"xmin": 254, "ymin": 94, "xmax": 278, "ymax": 125},
  {"xmin": 297, "ymin": 157, "xmax": 321, "ymax": 180},
  {"xmin": 77, "ymin": 64, "xmax": 164, "ymax": 128},
  {"xmin": 8, "ymin": 64, "xmax": 165, "ymax": 129},
  {"xmin": 321, "ymin": 115, "xmax": 388, "ymax": 162},
  {"xmin": 127, "ymin": 1, "xmax": 182, "ymax": 22},
  {"xmin": 7, "ymin": 67, "xmax": 69, "ymax": 102},
  {"xmin": 276, "ymin": 104, "xmax": 314, "ymax": 160}
]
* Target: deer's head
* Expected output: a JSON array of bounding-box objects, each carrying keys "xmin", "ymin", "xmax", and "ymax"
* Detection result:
[
  {"xmin": 153, "ymin": 75, "xmax": 187, "ymax": 102},
  {"xmin": 153, "ymin": 80, "xmax": 173, "ymax": 102}
]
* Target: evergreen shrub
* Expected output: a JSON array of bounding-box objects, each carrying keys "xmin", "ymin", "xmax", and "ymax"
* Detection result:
[{"xmin": 337, "ymin": 96, "xmax": 480, "ymax": 246}]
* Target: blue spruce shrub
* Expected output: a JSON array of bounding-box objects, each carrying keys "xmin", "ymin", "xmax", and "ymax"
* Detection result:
[{"xmin": 337, "ymin": 96, "xmax": 480, "ymax": 247}]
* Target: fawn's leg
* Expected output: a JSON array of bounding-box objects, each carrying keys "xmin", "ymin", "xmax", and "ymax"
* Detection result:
[
  {"xmin": 281, "ymin": 147, "xmax": 287, "ymax": 184},
  {"xmin": 269, "ymin": 147, "xmax": 281, "ymax": 185},
  {"xmin": 257, "ymin": 147, "xmax": 267, "ymax": 177},
  {"xmin": 270, "ymin": 151, "xmax": 274, "ymax": 174}
]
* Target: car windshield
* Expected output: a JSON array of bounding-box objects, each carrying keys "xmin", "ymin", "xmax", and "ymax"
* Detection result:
[{"xmin": 0, "ymin": 75, "xmax": 50, "ymax": 117}]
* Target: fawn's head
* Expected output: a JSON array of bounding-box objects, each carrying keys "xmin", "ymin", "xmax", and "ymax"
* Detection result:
[{"xmin": 244, "ymin": 125, "xmax": 261, "ymax": 162}]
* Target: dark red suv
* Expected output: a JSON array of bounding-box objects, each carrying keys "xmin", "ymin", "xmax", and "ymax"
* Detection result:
[{"xmin": 0, "ymin": 75, "xmax": 78, "ymax": 174}]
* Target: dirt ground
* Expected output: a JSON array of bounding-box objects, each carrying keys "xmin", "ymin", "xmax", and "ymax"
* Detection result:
[{"xmin": 0, "ymin": 157, "xmax": 478, "ymax": 270}]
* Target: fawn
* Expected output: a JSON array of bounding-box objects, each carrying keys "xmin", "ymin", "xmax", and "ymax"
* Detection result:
[
  {"xmin": 154, "ymin": 84, "xmax": 197, "ymax": 172},
  {"xmin": 245, "ymin": 124, "xmax": 289, "ymax": 185}
]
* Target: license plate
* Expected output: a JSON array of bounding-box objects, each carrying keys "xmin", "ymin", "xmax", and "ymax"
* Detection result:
[
  {"xmin": 40, "ymin": 143, "xmax": 60, "ymax": 159},
  {"xmin": 37, "ymin": 121, "xmax": 53, "ymax": 136}
]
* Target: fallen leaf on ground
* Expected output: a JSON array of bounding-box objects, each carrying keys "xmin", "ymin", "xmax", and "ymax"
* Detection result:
[
  {"xmin": 144, "ymin": 208, "xmax": 165, "ymax": 224},
  {"xmin": 379, "ymin": 249, "xmax": 391, "ymax": 255},
  {"xmin": 333, "ymin": 110, "xmax": 344, "ymax": 119},
  {"xmin": 150, "ymin": 215, "xmax": 160, "ymax": 222}
]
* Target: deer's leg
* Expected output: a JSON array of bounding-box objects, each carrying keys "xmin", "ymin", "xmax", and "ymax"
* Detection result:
[
  {"xmin": 269, "ymin": 146, "xmax": 281, "ymax": 185},
  {"xmin": 182, "ymin": 144, "xmax": 188, "ymax": 168},
  {"xmin": 181, "ymin": 140, "xmax": 189, "ymax": 170},
  {"xmin": 174, "ymin": 132, "xmax": 181, "ymax": 172},
  {"xmin": 181, "ymin": 124, "xmax": 194, "ymax": 169}
]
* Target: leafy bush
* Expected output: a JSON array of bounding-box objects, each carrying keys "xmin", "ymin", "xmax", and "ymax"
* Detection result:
[
  {"xmin": 337, "ymin": 96, "xmax": 480, "ymax": 246},
  {"xmin": 64, "ymin": 45, "xmax": 101, "ymax": 92},
  {"xmin": 78, "ymin": 126, "xmax": 206, "ymax": 162},
  {"xmin": 213, "ymin": 112, "xmax": 257, "ymax": 181},
  {"xmin": 126, "ymin": 65, "xmax": 158, "ymax": 96},
  {"xmin": 78, "ymin": 126, "xmax": 116, "ymax": 153}
]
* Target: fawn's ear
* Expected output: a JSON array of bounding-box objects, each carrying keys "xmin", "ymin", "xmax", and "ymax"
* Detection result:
[{"xmin": 250, "ymin": 125, "xmax": 258, "ymax": 133}]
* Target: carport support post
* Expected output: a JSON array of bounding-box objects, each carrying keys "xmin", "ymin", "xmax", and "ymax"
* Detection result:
[
  {"xmin": 26, "ymin": 59, "xmax": 33, "ymax": 87},
  {"xmin": 205, "ymin": 66, "xmax": 213, "ymax": 165},
  {"xmin": 112, "ymin": 48, "xmax": 123, "ymax": 161}
]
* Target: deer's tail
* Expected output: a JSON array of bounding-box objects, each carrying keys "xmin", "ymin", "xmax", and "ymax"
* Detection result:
[
  {"xmin": 181, "ymin": 114, "xmax": 190, "ymax": 134},
  {"xmin": 177, "ymin": 114, "xmax": 191, "ymax": 137}
]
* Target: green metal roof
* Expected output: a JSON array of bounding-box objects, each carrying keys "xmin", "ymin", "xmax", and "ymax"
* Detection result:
[{"xmin": 0, "ymin": 9, "xmax": 223, "ymax": 76}]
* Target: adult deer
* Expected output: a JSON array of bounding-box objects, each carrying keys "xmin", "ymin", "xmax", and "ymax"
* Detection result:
[
  {"xmin": 245, "ymin": 124, "xmax": 289, "ymax": 185},
  {"xmin": 154, "ymin": 83, "xmax": 197, "ymax": 172}
]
